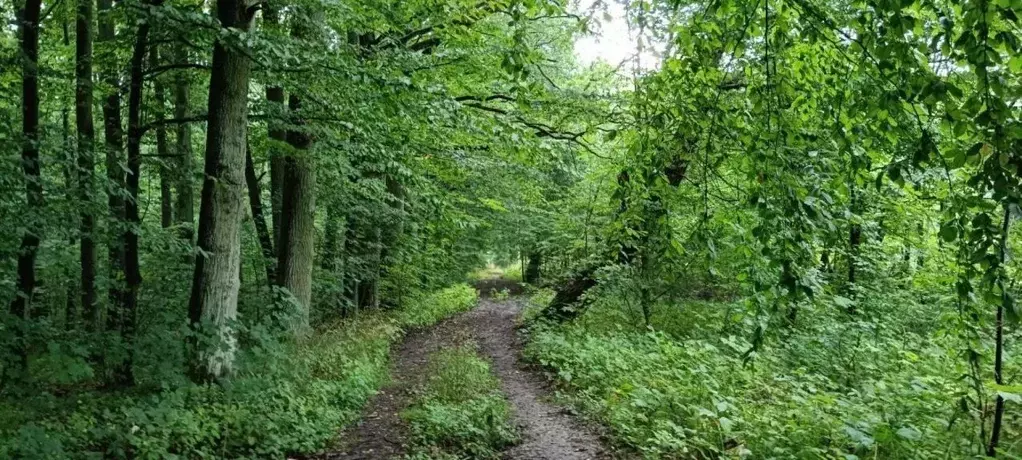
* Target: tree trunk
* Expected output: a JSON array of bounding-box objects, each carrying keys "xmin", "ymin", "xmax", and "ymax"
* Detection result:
[
  {"xmin": 98, "ymin": 0, "xmax": 127, "ymax": 328},
  {"xmin": 987, "ymin": 206, "xmax": 1011, "ymax": 456},
  {"xmin": 275, "ymin": 106, "xmax": 316, "ymax": 326},
  {"xmin": 118, "ymin": 0, "xmax": 160, "ymax": 386},
  {"xmin": 274, "ymin": 7, "xmax": 318, "ymax": 327},
  {"xmin": 245, "ymin": 145, "xmax": 275, "ymax": 287},
  {"xmin": 10, "ymin": 0, "xmax": 43, "ymax": 372},
  {"xmin": 188, "ymin": 0, "xmax": 253, "ymax": 382},
  {"xmin": 848, "ymin": 224, "xmax": 860, "ymax": 284},
  {"xmin": 322, "ymin": 204, "xmax": 341, "ymax": 271},
  {"xmin": 75, "ymin": 0, "xmax": 99, "ymax": 329},
  {"xmin": 357, "ymin": 226, "xmax": 382, "ymax": 310},
  {"xmin": 539, "ymin": 265, "xmax": 599, "ymax": 323},
  {"xmin": 173, "ymin": 47, "xmax": 195, "ymax": 237},
  {"xmin": 152, "ymin": 47, "xmax": 173, "ymax": 228},
  {"xmin": 62, "ymin": 19, "xmax": 78, "ymax": 328},
  {"xmin": 263, "ymin": 4, "xmax": 286, "ymax": 252},
  {"xmin": 525, "ymin": 251, "xmax": 542, "ymax": 284},
  {"xmin": 322, "ymin": 205, "xmax": 346, "ymax": 314}
]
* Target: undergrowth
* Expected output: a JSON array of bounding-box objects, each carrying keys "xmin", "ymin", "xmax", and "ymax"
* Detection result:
[
  {"xmin": 0, "ymin": 284, "xmax": 478, "ymax": 459},
  {"xmin": 402, "ymin": 346, "xmax": 518, "ymax": 459},
  {"xmin": 523, "ymin": 289, "xmax": 1022, "ymax": 459}
]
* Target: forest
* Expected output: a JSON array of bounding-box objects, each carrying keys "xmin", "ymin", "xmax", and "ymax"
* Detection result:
[{"xmin": 0, "ymin": 0, "xmax": 1020, "ymax": 457}]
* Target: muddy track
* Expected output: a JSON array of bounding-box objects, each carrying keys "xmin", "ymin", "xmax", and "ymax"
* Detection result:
[{"xmin": 314, "ymin": 283, "xmax": 612, "ymax": 459}]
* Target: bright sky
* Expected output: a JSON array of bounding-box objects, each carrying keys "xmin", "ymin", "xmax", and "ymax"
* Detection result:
[{"xmin": 572, "ymin": 0, "xmax": 659, "ymax": 71}]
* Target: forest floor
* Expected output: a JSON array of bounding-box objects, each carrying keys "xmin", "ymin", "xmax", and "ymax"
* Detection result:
[{"xmin": 313, "ymin": 279, "xmax": 612, "ymax": 460}]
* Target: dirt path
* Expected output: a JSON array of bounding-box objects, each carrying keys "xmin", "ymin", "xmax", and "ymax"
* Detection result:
[
  {"xmin": 464, "ymin": 296, "xmax": 611, "ymax": 460},
  {"xmin": 315, "ymin": 282, "xmax": 611, "ymax": 459}
]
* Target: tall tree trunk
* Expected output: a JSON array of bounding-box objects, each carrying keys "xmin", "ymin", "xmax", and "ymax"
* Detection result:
[
  {"xmin": 245, "ymin": 145, "xmax": 275, "ymax": 287},
  {"xmin": 152, "ymin": 48, "xmax": 173, "ymax": 228},
  {"xmin": 263, "ymin": 4, "xmax": 286, "ymax": 252},
  {"xmin": 173, "ymin": 47, "xmax": 195, "ymax": 237},
  {"xmin": 117, "ymin": 0, "xmax": 161, "ymax": 386},
  {"xmin": 275, "ymin": 8, "xmax": 318, "ymax": 327},
  {"xmin": 275, "ymin": 106, "xmax": 316, "ymax": 325},
  {"xmin": 62, "ymin": 19, "xmax": 78, "ymax": 328},
  {"xmin": 75, "ymin": 0, "xmax": 99, "ymax": 330},
  {"xmin": 98, "ymin": 0, "xmax": 127, "ymax": 329},
  {"xmin": 10, "ymin": 0, "xmax": 43, "ymax": 371},
  {"xmin": 188, "ymin": 0, "xmax": 253, "ymax": 382}
]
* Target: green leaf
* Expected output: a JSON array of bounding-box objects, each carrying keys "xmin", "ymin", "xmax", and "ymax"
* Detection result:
[
  {"xmin": 896, "ymin": 427, "xmax": 922, "ymax": 441},
  {"xmin": 939, "ymin": 222, "xmax": 957, "ymax": 242}
]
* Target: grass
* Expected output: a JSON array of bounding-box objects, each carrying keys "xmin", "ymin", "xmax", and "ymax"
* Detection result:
[
  {"xmin": 0, "ymin": 284, "xmax": 479, "ymax": 459},
  {"xmin": 402, "ymin": 346, "xmax": 518, "ymax": 459}
]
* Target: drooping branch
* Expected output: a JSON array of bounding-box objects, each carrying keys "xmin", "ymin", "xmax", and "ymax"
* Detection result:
[{"xmin": 459, "ymin": 101, "xmax": 608, "ymax": 159}]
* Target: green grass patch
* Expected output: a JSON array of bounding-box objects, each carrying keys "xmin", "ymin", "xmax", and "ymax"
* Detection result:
[
  {"xmin": 400, "ymin": 284, "xmax": 479, "ymax": 328},
  {"xmin": 402, "ymin": 347, "xmax": 518, "ymax": 459}
]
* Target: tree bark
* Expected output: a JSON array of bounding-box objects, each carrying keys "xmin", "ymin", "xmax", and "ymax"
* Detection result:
[
  {"xmin": 76, "ymin": 0, "xmax": 99, "ymax": 329},
  {"xmin": 275, "ymin": 8, "xmax": 318, "ymax": 327},
  {"xmin": 188, "ymin": 0, "xmax": 253, "ymax": 382},
  {"xmin": 153, "ymin": 48, "xmax": 173, "ymax": 228},
  {"xmin": 10, "ymin": 0, "xmax": 43, "ymax": 371},
  {"xmin": 98, "ymin": 0, "xmax": 127, "ymax": 328},
  {"xmin": 263, "ymin": 4, "xmax": 286, "ymax": 252},
  {"xmin": 275, "ymin": 103, "xmax": 316, "ymax": 325},
  {"xmin": 173, "ymin": 46, "xmax": 195, "ymax": 237},
  {"xmin": 117, "ymin": 0, "xmax": 161, "ymax": 386},
  {"xmin": 245, "ymin": 145, "xmax": 275, "ymax": 287},
  {"xmin": 62, "ymin": 20, "xmax": 78, "ymax": 328}
]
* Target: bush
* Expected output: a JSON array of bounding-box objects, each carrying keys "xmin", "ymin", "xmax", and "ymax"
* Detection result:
[{"xmin": 402, "ymin": 347, "xmax": 518, "ymax": 459}]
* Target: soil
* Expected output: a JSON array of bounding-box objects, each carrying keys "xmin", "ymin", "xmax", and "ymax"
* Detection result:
[{"xmin": 311, "ymin": 280, "xmax": 613, "ymax": 460}]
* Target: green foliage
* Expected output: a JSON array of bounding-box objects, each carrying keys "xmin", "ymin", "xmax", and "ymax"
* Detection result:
[
  {"xmin": 0, "ymin": 283, "xmax": 478, "ymax": 459},
  {"xmin": 519, "ymin": 287, "xmax": 554, "ymax": 325},
  {"xmin": 525, "ymin": 291, "xmax": 1022, "ymax": 458},
  {"xmin": 399, "ymin": 284, "xmax": 479, "ymax": 328},
  {"xmin": 0, "ymin": 316, "xmax": 398, "ymax": 459},
  {"xmin": 402, "ymin": 347, "xmax": 518, "ymax": 459}
]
